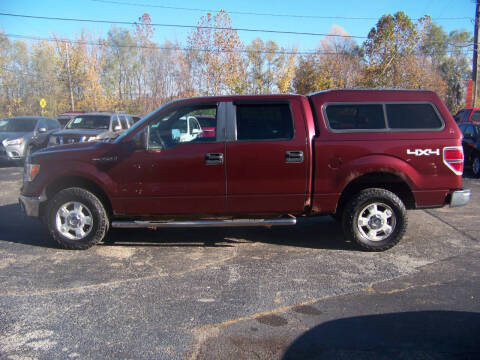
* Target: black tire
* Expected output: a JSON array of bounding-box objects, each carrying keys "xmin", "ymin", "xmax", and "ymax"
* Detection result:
[
  {"xmin": 46, "ymin": 187, "xmax": 109, "ymax": 250},
  {"xmin": 472, "ymin": 155, "xmax": 480, "ymax": 178},
  {"xmin": 342, "ymin": 188, "xmax": 407, "ymax": 251}
]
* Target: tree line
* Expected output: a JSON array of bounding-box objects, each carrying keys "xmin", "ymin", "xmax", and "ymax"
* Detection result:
[{"xmin": 0, "ymin": 11, "xmax": 472, "ymax": 118}]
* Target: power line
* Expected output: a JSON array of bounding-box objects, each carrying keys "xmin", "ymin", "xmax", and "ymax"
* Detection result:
[
  {"xmin": 90, "ymin": 0, "xmax": 473, "ymax": 21},
  {"xmin": 0, "ymin": 12, "xmax": 472, "ymax": 48},
  {"xmin": 3, "ymin": 33, "xmax": 474, "ymax": 56},
  {"xmin": 0, "ymin": 12, "xmax": 368, "ymax": 39}
]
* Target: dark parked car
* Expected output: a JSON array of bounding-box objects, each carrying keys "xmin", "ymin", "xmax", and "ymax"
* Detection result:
[
  {"xmin": 0, "ymin": 116, "xmax": 60, "ymax": 162},
  {"xmin": 454, "ymin": 108, "xmax": 480, "ymax": 123},
  {"xmin": 48, "ymin": 112, "xmax": 134, "ymax": 146},
  {"xmin": 458, "ymin": 122, "xmax": 480, "ymax": 177}
]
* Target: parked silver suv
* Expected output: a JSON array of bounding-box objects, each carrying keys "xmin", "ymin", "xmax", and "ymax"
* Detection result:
[
  {"xmin": 0, "ymin": 116, "xmax": 61, "ymax": 162},
  {"xmin": 48, "ymin": 112, "xmax": 134, "ymax": 146}
]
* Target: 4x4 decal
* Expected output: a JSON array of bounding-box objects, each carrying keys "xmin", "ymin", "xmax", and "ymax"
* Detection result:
[{"xmin": 407, "ymin": 148, "xmax": 440, "ymax": 156}]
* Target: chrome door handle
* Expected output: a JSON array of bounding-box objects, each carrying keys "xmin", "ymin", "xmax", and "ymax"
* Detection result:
[
  {"xmin": 285, "ymin": 150, "xmax": 304, "ymax": 163},
  {"xmin": 205, "ymin": 153, "xmax": 224, "ymax": 165}
]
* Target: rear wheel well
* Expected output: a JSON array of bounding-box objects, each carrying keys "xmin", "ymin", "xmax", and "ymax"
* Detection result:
[
  {"xmin": 336, "ymin": 172, "xmax": 415, "ymax": 215},
  {"xmin": 43, "ymin": 176, "xmax": 112, "ymax": 217}
]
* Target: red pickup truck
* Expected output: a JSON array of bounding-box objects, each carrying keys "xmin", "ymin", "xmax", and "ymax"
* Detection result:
[{"xmin": 19, "ymin": 89, "xmax": 471, "ymax": 251}]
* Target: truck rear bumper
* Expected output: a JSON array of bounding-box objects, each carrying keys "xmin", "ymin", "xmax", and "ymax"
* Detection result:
[
  {"xmin": 19, "ymin": 194, "xmax": 46, "ymax": 217},
  {"xmin": 449, "ymin": 189, "xmax": 471, "ymax": 208}
]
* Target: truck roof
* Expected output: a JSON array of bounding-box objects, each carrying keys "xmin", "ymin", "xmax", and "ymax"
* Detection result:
[
  {"xmin": 169, "ymin": 89, "xmax": 439, "ymax": 106},
  {"xmin": 309, "ymin": 88, "xmax": 437, "ymax": 96},
  {"xmin": 174, "ymin": 94, "xmax": 304, "ymax": 103}
]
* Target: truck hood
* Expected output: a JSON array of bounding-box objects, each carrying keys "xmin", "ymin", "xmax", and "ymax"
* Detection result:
[
  {"xmin": 0, "ymin": 132, "xmax": 28, "ymax": 142},
  {"xmin": 35, "ymin": 141, "xmax": 105, "ymax": 155}
]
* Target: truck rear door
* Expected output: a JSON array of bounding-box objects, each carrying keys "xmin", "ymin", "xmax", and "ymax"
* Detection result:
[{"xmin": 225, "ymin": 99, "xmax": 308, "ymax": 214}]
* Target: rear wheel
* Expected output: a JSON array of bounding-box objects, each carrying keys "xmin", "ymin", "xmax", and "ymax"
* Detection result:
[
  {"xmin": 472, "ymin": 155, "xmax": 480, "ymax": 177},
  {"xmin": 46, "ymin": 187, "xmax": 109, "ymax": 250},
  {"xmin": 342, "ymin": 188, "xmax": 407, "ymax": 251}
]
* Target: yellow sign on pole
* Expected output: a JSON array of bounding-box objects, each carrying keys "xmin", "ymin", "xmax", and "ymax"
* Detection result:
[{"xmin": 39, "ymin": 98, "xmax": 46, "ymax": 108}]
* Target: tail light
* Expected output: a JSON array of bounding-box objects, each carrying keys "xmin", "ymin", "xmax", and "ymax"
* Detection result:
[{"xmin": 443, "ymin": 146, "xmax": 464, "ymax": 175}]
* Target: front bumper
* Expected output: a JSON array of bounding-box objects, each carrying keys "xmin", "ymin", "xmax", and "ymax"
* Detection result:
[
  {"xmin": 19, "ymin": 193, "xmax": 47, "ymax": 217},
  {"xmin": 1, "ymin": 143, "xmax": 26, "ymax": 160},
  {"xmin": 449, "ymin": 189, "xmax": 471, "ymax": 208}
]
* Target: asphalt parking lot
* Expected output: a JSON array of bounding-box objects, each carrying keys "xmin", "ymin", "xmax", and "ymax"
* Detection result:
[{"xmin": 0, "ymin": 164, "xmax": 479, "ymax": 359}]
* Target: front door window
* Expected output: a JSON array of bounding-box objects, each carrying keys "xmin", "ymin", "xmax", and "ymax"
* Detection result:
[{"xmin": 148, "ymin": 106, "xmax": 217, "ymax": 150}]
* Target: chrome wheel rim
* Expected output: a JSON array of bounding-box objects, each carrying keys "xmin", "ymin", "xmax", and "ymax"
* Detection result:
[
  {"xmin": 473, "ymin": 157, "xmax": 480, "ymax": 176},
  {"xmin": 357, "ymin": 202, "xmax": 396, "ymax": 242},
  {"xmin": 56, "ymin": 201, "xmax": 93, "ymax": 240}
]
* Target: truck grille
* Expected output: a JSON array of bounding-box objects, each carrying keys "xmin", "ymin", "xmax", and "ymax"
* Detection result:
[{"xmin": 58, "ymin": 136, "xmax": 83, "ymax": 144}]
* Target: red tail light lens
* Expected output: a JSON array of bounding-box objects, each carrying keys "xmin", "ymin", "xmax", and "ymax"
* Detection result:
[{"xmin": 443, "ymin": 146, "xmax": 464, "ymax": 175}]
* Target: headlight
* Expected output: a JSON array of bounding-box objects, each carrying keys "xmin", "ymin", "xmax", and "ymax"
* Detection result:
[
  {"xmin": 24, "ymin": 163, "xmax": 40, "ymax": 182},
  {"xmin": 3, "ymin": 138, "xmax": 24, "ymax": 146}
]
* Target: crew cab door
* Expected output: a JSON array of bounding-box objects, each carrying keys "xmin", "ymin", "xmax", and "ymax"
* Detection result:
[
  {"xmin": 111, "ymin": 102, "xmax": 226, "ymax": 216},
  {"xmin": 225, "ymin": 99, "xmax": 308, "ymax": 214}
]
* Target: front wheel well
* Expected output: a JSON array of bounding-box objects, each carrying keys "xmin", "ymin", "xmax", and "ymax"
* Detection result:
[
  {"xmin": 43, "ymin": 176, "xmax": 112, "ymax": 217},
  {"xmin": 336, "ymin": 172, "xmax": 415, "ymax": 214}
]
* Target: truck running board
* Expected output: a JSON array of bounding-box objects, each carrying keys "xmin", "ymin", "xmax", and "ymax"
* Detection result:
[{"xmin": 111, "ymin": 218, "xmax": 297, "ymax": 229}]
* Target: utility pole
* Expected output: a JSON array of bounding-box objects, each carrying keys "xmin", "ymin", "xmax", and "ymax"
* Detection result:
[
  {"xmin": 473, "ymin": 0, "xmax": 480, "ymax": 107},
  {"xmin": 65, "ymin": 42, "xmax": 75, "ymax": 112}
]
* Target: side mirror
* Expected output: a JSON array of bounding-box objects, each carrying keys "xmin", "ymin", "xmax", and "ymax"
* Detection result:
[
  {"xmin": 191, "ymin": 128, "xmax": 202, "ymax": 135},
  {"xmin": 128, "ymin": 129, "xmax": 148, "ymax": 151},
  {"xmin": 114, "ymin": 125, "xmax": 122, "ymax": 131},
  {"xmin": 37, "ymin": 127, "xmax": 47, "ymax": 133}
]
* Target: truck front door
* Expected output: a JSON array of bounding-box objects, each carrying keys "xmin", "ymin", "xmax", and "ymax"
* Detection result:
[{"xmin": 112, "ymin": 102, "xmax": 226, "ymax": 216}]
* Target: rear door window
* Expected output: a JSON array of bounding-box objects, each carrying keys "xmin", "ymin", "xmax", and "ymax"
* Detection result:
[
  {"xmin": 472, "ymin": 110, "xmax": 480, "ymax": 122},
  {"xmin": 386, "ymin": 104, "xmax": 443, "ymax": 129},
  {"xmin": 235, "ymin": 103, "xmax": 294, "ymax": 141},
  {"xmin": 325, "ymin": 104, "xmax": 385, "ymax": 130}
]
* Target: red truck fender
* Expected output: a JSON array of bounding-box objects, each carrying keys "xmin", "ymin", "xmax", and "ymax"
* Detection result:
[
  {"xmin": 336, "ymin": 154, "xmax": 421, "ymax": 192},
  {"xmin": 40, "ymin": 161, "xmax": 117, "ymax": 204},
  {"xmin": 312, "ymin": 154, "xmax": 420, "ymax": 214}
]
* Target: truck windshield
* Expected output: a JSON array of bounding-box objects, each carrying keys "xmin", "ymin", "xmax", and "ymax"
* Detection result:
[
  {"xmin": 114, "ymin": 100, "xmax": 177, "ymax": 143},
  {"xmin": 67, "ymin": 115, "xmax": 110, "ymax": 130},
  {"xmin": 0, "ymin": 118, "xmax": 37, "ymax": 132}
]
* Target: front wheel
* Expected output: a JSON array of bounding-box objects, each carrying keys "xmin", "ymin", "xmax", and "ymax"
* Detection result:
[
  {"xmin": 342, "ymin": 188, "xmax": 407, "ymax": 251},
  {"xmin": 46, "ymin": 187, "xmax": 109, "ymax": 250}
]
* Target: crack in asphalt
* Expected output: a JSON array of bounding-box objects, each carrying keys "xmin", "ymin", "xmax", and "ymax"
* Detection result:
[
  {"xmin": 0, "ymin": 248, "xmax": 239, "ymax": 298},
  {"xmin": 425, "ymin": 209, "xmax": 479, "ymax": 243}
]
